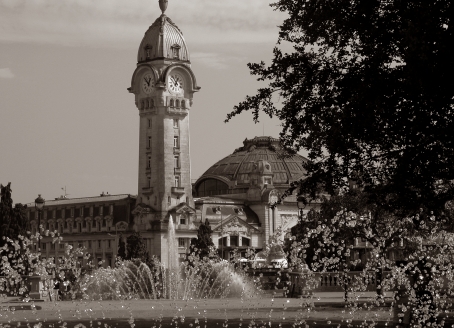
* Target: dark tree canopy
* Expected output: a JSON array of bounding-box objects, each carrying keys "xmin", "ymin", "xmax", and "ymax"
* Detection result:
[
  {"xmin": 125, "ymin": 232, "xmax": 149, "ymax": 264},
  {"xmin": 0, "ymin": 183, "xmax": 29, "ymax": 248},
  {"xmin": 189, "ymin": 219, "xmax": 216, "ymax": 261},
  {"xmin": 117, "ymin": 234, "xmax": 126, "ymax": 260},
  {"xmin": 227, "ymin": 1, "xmax": 454, "ymax": 214}
]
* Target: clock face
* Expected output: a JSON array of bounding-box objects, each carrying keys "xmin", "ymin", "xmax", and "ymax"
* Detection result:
[
  {"xmin": 142, "ymin": 73, "xmax": 155, "ymax": 94},
  {"xmin": 168, "ymin": 73, "xmax": 184, "ymax": 94}
]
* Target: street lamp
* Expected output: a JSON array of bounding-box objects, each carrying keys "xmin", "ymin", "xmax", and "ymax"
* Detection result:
[
  {"xmin": 35, "ymin": 194, "xmax": 45, "ymax": 251},
  {"xmin": 297, "ymin": 196, "xmax": 306, "ymax": 223}
]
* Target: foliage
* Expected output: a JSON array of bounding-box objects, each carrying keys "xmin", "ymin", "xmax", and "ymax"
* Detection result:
[
  {"xmin": 0, "ymin": 183, "xmax": 30, "ymax": 276},
  {"xmin": 0, "ymin": 183, "xmax": 29, "ymax": 248},
  {"xmin": 226, "ymin": 0, "xmax": 454, "ymax": 215},
  {"xmin": 287, "ymin": 191, "xmax": 422, "ymax": 271},
  {"xmin": 117, "ymin": 234, "xmax": 126, "ymax": 260},
  {"xmin": 286, "ymin": 198, "xmax": 454, "ymax": 325},
  {"xmin": 188, "ymin": 219, "xmax": 217, "ymax": 263},
  {"xmin": 125, "ymin": 232, "xmax": 150, "ymax": 265}
]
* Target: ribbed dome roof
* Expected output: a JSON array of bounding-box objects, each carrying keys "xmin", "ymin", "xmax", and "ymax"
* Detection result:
[
  {"xmin": 199, "ymin": 136, "xmax": 307, "ymax": 186},
  {"xmin": 137, "ymin": 14, "xmax": 190, "ymax": 63}
]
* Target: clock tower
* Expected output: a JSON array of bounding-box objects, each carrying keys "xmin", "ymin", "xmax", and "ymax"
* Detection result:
[{"xmin": 128, "ymin": 0, "xmax": 200, "ymax": 261}]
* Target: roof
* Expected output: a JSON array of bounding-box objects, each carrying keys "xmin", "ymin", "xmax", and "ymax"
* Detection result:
[
  {"xmin": 25, "ymin": 194, "xmax": 136, "ymax": 208},
  {"xmin": 137, "ymin": 14, "xmax": 189, "ymax": 63},
  {"xmin": 196, "ymin": 136, "xmax": 308, "ymax": 187}
]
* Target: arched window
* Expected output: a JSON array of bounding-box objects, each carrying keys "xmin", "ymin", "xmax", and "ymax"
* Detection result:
[
  {"xmin": 196, "ymin": 179, "xmax": 229, "ymax": 197},
  {"xmin": 169, "ymin": 99, "xmax": 174, "ymax": 107},
  {"xmin": 175, "ymin": 99, "xmax": 180, "ymax": 108},
  {"xmin": 181, "ymin": 100, "xmax": 185, "ymax": 108}
]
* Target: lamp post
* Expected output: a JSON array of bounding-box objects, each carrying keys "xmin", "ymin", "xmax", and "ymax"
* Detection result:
[
  {"xmin": 35, "ymin": 194, "xmax": 45, "ymax": 251},
  {"xmin": 297, "ymin": 195, "xmax": 306, "ymax": 221}
]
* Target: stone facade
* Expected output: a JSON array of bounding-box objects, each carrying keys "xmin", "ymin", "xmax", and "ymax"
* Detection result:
[
  {"xmin": 24, "ymin": 5, "xmax": 321, "ymax": 266},
  {"xmin": 25, "ymin": 194, "xmax": 135, "ymax": 268}
]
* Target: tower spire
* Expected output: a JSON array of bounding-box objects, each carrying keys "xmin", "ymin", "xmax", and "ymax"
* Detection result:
[{"xmin": 159, "ymin": 0, "xmax": 168, "ymax": 14}]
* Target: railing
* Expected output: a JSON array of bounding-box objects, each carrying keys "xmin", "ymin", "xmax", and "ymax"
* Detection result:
[{"xmin": 288, "ymin": 271, "xmax": 387, "ymax": 295}]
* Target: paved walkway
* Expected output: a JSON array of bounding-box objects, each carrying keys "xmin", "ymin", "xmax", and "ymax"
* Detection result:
[{"xmin": 0, "ymin": 292, "xmax": 396, "ymax": 325}]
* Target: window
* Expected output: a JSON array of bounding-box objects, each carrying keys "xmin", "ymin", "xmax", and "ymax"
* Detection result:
[
  {"xmin": 230, "ymin": 236, "xmax": 239, "ymax": 247},
  {"xmin": 173, "ymin": 47, "xmax": 179, "ymax": 58},
  {"xmin": 71, "ymin": 208, "xmax": 74, "ymax": 217},
  {"xmin": 59, "ymin": 243, "xmax": 64, "ymax": 249},
  {"xmin": 145, "ymin": 44, "xmax": 152, "ymax": 59},
  {"xmin": 264, "ymin": 177, "xmax": 272, "ymax": 185},
  {"xmin": 181, "ymin": 100, "xmax": 185, "ymax": 108},
  {"xmin": 173, "ymin": 136, "xmax": 179, "ymax": 148},
  {"xmin": 148, "ymin": 119, "xmax": 152, "ymax": 128},
  {"xmin": 173, "ymin": 118, "xmax": 178, "ymax": 128},
  {"xmin": 178, "ymin": 238, "xmax": 186, "ymax": 247},
  {"xmin": 53, "ymin": 210, "xmax": 56, "ymax": 219},
  {"xmin": 51, "ymin": 243, "xmax": 55, "ymax": 250},
  {"xmin": 174, "ymin": 176, "xmax": 180, "ymax": 187},
  {"xmin": 80, "ymin": 207, "xmax": 84, "ymax": 217},
  {"xmin": 90, "ymin": 207, "xmax": 93, "ymax": 216},
  {"xmin": 78, "ymin": 223, "xmax": 81, "ymax": 233},
  {"xmin": 174, "ymin": 155, "xmax": 180, "ymax": 168},
  {"xmin": 170, "ymin": 99, "xmax": 174, "ymax": 107},
  {"xmin": 108, "ymin": 240, "xmax": 111, "ymax": 248},
  {"xmin": 148, "ymin": 156, "xmax": 151, "ymax": 168},
  {"xmin": 97, "ymin": 222, "xmax": 101, "ymax": 232},
  {"xmin": 171, "ymin": 44, "xmax": 180, "ymax": 59},
  {"xmin": 179, "ymin": 214, "xmax": 186, "ymax": 225},
  {"xmin": 148, "ymin": 136, "xmax": 152, "ymax": 148},
  {"xmin": 148, "ymin": 176, "xmax": 151, "ymax": 188},
  {"xmin": 109, "ymin": 205, "xmax": 113, "ymax": 215},
  {"xmin": 100, "ymin": 206, "xmax": 103, "ymax": 216},
  {"xmin": 218, "ymin": 237, "xmax": 227, "ymax": 247},
  {"xmin": 98, "ymin": 240, "xmax": 102, "ymax": 248},
  {"xmin": 175, "ymin": 99, "xmax": 180, "ymax": 107},
  {"xmin": 196, "ymin": 179, "xmax": 229, "ymax": 197},
  {"xmin": 83, "ymin": 220, "xmax": 86, "ymax": 228},
  {"xmin": 64, "ymin": 221, "xmax": 68, "ymax": 229},
  {"xmin": 88, "ymin": 240, "xmax": 92, "ymax": 249},
  {"xmin": 102, "ymin": 219, "xmax": 106, "ymax": 227},
  {"xmin": 42, "ymin": 242, "xmax": 47, "ymax": 250}
]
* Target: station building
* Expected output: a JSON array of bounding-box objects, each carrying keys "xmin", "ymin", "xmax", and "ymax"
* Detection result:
[{"xmin": 25, "ymin": 1, "xmax": 319, "ymax": 266}]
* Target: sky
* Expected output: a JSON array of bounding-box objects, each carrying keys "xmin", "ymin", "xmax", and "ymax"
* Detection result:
[{"xmin": 0, "ymin": 0, "xmax": 291, "ymax": 204}]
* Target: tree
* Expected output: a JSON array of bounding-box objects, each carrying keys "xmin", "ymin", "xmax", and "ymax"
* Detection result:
[
  {"xmin": 0, "ymin": 183, "xmax": 30, "ymax": 277},
  {"xmin": 125, "ymin": 232, "xmax": 150, "ymax": 264},
  {"xmin": 188, "ymin": 219, "xmax": 217, "ymax": 262},
  {"xmin": 286, "ymin": 191, "xmax": 421, "ymax": 297},
  {"xmin": 0, "ymin": 183, "xmax": 29, "ymax": 248},
  {"xmin": 117, "ymin": 234, "xmax": 126, "ymax": 260},
  {"xmin": 226, "ymin": 0, "xmax": 454, "ymax": 215}
]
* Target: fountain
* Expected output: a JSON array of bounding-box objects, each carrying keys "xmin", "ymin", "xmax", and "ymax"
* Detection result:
[
  {"xmin": 166, "ymin": 215, "xmax": 179, "ymax": 272},
  {"xmin": 78, "ymin": 215, "xmax": 259, "ymax": 300}
]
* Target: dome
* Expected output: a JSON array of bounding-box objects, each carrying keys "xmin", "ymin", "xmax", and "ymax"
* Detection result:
[
  {"xmin": 194, "ymin": 136, "xmax": 308, "ymax": 197},
  {"xmin": 137, "ymin": 14, "xmax": 190, "ymax": 63}
]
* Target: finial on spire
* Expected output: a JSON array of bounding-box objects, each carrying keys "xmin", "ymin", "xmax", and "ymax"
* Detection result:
[{"xmin": 159, "ymin": 0, "xmax": 168, "ymax": 14}]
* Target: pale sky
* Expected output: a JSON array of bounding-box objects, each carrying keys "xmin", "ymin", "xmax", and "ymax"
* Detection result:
[{"xmin": 0, "ymin": 0, "xmax": 289, "ymax": 204}]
